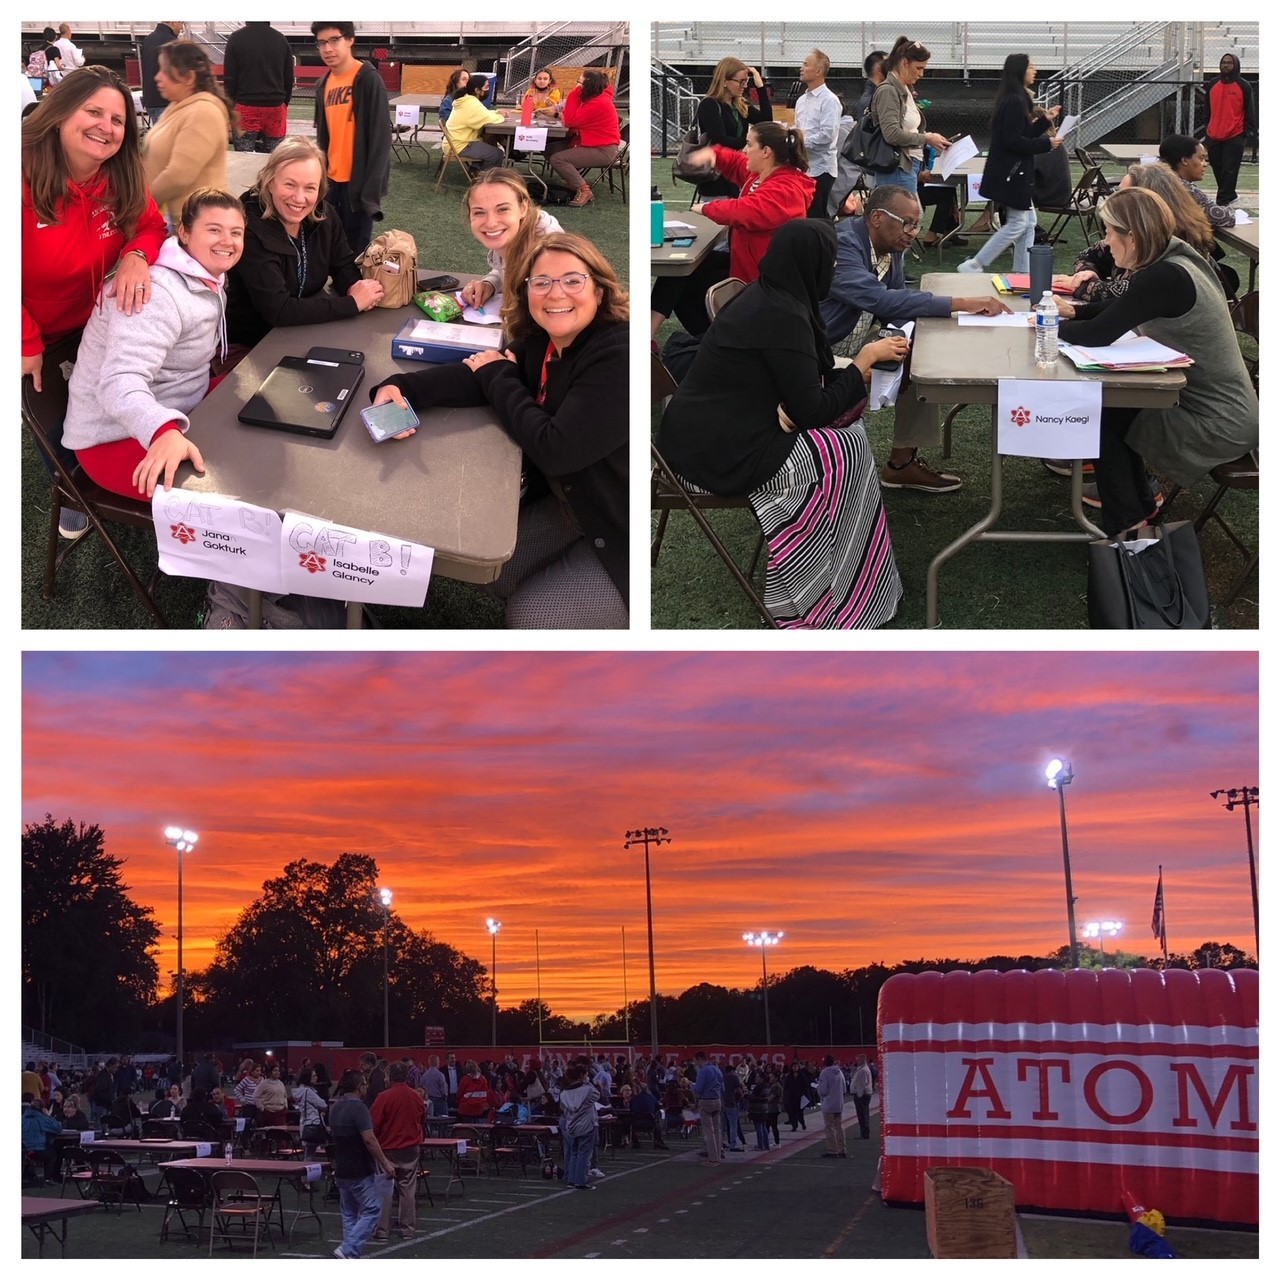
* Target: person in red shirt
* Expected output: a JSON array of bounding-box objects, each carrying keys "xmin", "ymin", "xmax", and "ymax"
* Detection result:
[
  {"xmin": 650, "ymin": 120, "xmax": 814, "ymax": 339},
  {"xmin": 368, "ymin": 1061, "xmax": 424, "ymax": 1241},
  {"xmin": 551, "ymin": 70, "xmax": 621, "ymax": 207},
  {"xmin": 1204, "ymin": 53, "xmax": 1254, "ymax": 207},
  {"xmin": 455, "ymin": 1060, "xmax": 500, "ymax": 1119}
]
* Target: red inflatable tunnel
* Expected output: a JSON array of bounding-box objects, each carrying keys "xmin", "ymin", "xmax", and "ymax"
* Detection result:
[{"xmin": 877, "ymin": 967, "xmax": 1258, "ymax": 1226}]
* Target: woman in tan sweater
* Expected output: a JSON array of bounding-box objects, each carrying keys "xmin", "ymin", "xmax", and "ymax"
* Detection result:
[{"xmin": 142, "ymin": 40, "xmax": 237, "ymax": 222}]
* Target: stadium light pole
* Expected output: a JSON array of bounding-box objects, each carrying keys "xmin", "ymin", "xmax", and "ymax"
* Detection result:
[
  {"xmin": 379, "ymin": 887, "xmax": 393, "ymax": 1049},
  {"xmin": 623, "ymin": 827, "xmax": 670, "ymax": 1061},
  {"xmin": 1081, "ymin": 919, "xmax": 1123, "ymax": 965},
  {"xmin": 486, "ymin": 918, "xmax": 502, "ymax": 1047},
  {"xmin": 1209, "ymin": 786, "xmax": 1259, "ymax": 956},
  {"xmin": 743, "ymin": 931, "xmax": 783, "ymax": 1045},
  {"xmin": 1045, "ymin": 760, "xmax": 1081, "ymax": 968},
  {"xmin": 163, "ymin": 827, "xmax": 198, "ymax": 1071}
]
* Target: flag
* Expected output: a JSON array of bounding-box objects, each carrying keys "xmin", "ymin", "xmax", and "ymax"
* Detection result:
[{"xmin": 1151, "ymin": 870, "xmax": 1166, "ymax": 947}]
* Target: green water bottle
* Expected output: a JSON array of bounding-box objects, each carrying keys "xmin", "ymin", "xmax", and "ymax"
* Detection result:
[{"xmin": 651, "ymin": 186, "xmax": 664, "ymax": 248}]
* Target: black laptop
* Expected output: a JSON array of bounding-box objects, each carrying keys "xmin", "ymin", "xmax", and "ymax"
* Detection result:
[{"xmin": 238, "ymin": 354, "xmax": 365, "ymax": 440}]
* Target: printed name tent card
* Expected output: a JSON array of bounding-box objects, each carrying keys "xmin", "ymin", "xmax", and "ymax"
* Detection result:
[
  {"xmin": 996, "ymin": 377, "xmax": 1101, "ymax": 459},
  {"xmin": 152, "ymin": 490, "xmax": 285, "ymax": 592},
  {"xmin": 514, "ymin": 126, "xmax": 548, "ymax": 152},
  {"xmin": 279, "ymin": 510, "xmax": 435, "ymax": 607}
]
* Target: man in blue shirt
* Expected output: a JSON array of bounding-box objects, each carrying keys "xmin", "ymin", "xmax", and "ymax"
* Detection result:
[
  {"xmin": 820, "ymin": 185, "xmax": 1009, "ymax": 494},
  {"xmin": 691, "ymin": 1051, "xmax": 725, "ymax": 1164}
]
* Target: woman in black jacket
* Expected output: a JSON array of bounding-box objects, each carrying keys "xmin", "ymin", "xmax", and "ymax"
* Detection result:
[
  {"xmin": 694, "ymin": 56, "xmax": 772, "ymax": 199},
  {"xmin": 224, "ymin": 136, "xmax": 384, "ymax": 348},
  {"xmin": 657, "ymin": 220, "xmax": 907, "ymax": 630},
  {"xmin": 959, "ymin": 54, "xmax": 1061, "ymax": 274},
  {"xmin": 370, "ymin": 232, "xmax": 628, "ymax": 629}
]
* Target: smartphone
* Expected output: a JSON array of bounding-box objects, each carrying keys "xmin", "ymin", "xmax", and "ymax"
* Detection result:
[
  {"xmin": 671, "ymin": 236, "xmax": 695, "ymax": 248},
  {"xmin": 419, "ymin": 274, "xmax": 460, "ymax": 292},
  {"xmin": 872, "ymin": 327, "xmax": 909, "ymax": 371},
  {"xmin": 307, "ymin": 346, "xmax": 364, "ymax": 365},
  {"xmin": 360, "ymin": 400, "xmax": 420, "ymax": 443}
]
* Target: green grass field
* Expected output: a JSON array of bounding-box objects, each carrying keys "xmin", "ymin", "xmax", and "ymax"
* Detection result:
[
  {"xmin": 21, "ymin": 124, "xmax": 630, "ymax": 630},
  {"xmin": 651, "ymin": 163, "xmax": 1259, "ymax": 631}
]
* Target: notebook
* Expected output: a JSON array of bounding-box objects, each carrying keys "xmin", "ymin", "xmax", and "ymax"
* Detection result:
[{"xmin": 237, "ymin": 354, "xmax": 365, "ymax": 439}]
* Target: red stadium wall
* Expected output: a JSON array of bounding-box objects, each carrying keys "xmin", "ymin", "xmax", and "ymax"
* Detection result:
[{"xmin": 876, "ymin": 968, "xmax": 1258, "ymax": 1226}]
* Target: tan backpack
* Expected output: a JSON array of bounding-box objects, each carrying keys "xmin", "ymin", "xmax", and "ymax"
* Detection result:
[{"xmin": 357, "ymin": 228, "xmax": 419, "ymax": 308}]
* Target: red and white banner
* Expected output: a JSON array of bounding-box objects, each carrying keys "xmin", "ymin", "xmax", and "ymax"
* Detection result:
[{"xmin": 877, "ymin": 968, "xmax": 1258, "ymax": 1225}]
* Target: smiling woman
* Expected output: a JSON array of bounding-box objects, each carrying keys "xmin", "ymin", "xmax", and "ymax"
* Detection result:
[{"xmin": 370, "ymin": 231, "xmax": 629, "ymax": 629}]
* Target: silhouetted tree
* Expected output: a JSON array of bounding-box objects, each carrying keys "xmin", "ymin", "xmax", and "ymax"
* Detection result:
[{"xmin": 22, "ymin": 816, "xmax": 160, "ymax": 1045}]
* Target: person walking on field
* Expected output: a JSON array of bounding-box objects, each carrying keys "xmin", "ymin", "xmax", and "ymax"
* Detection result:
[
  {"xmin": 851, "ymin": 1055, "xmax": 874, "ymax": 1139},
  {"xmin": 329, "ymin": 1069, "xmax": 396, "ymax": 1258},
  {"xmin": 816, "ymin": 1055, "xmax": 848, "ymax": 1158},
  {"xmin": 691, "ymin": 1050, "xmax": 725, "ymax": 1165}
]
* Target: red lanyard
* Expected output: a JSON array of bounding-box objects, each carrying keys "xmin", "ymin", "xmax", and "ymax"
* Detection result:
[{"xmin": 536, "ymin": 342, "xmax": 557, "ymax": 406}]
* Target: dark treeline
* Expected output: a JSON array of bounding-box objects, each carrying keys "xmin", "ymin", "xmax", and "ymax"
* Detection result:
[{"xmin": 23, "ymin": 819, "xmax": 1257, "ymax": 1052}]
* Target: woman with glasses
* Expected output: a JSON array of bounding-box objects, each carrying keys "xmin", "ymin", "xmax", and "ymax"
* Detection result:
[
  {"xmin": 869, "ymin": 37, "xmax": 952, "ymax": 196},
  {"xmin": 650, "ymin": 120, "xmax": 813, "ymax": 340},
  {"xmin": 368, "ymin": 232, "xmax": 628, "ymax": 629},
  {"xmin": 695, "ymin": 57, "xmax": 772, "ymax": 199},
  {"xmin": 658, "ymin": 221, "xmax": 908, "ymax": 630},
  {"xmin": 958, "ymin": 54, "xmax": 1060, "ymax": 274}
]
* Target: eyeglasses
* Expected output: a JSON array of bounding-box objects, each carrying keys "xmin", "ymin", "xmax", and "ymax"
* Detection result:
[
  {"xmin": 315, "ymin": 36, "xmax": 347, "ymax": 49},
  {"xmin": 526, "ymin": 272, "xmax": 592, "ymax": 294},
  {"xmin": 729, "ymin": 75, "xmax": 751, "ymax": 86},
  {"xmin": 877, "ymin": 208, "xmax": 922, "ymax": 233}
]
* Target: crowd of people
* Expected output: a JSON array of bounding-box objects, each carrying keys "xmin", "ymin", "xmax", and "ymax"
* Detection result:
[
  {"xmin": 655, "ymin": 36, "xmax": 1257, "ymax": 628},
  {"xmin": 21, "ymin": 23, "xmax": 629, "ymax": 629}
]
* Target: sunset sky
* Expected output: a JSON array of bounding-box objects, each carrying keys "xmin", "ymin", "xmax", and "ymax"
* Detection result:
[{"xmin": 22, "ymin": 651, "xmax": 1257, "ymax": 1020}]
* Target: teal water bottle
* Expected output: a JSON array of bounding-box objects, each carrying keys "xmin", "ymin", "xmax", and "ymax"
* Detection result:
[{"xmin": 650, "ymin": 186, "xmax": 664, "ymax": 248}]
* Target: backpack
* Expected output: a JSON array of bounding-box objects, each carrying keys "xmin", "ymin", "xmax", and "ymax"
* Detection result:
[
  {"xmin": 25, "ymin": 48, "xmax": 47, "ymax": 79},
  {"xmin": 357, "ymin": 228, "xmax": 418, "ymax": 308}
]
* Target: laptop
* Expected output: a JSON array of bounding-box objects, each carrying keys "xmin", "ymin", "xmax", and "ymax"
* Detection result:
[{"xmin": 237, "ymin": 354, "xmax": 365, "ymax": 439}]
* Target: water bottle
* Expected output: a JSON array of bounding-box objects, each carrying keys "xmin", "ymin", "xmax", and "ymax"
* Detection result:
[
  {"xmin": 1034, "ymin": 291, "xmax": 1059, "ymax": 367},
  {"xmin": 224, "ymin": 1142, "xmax": 233, "ymax": 1164},
  {"xmin": 650, "ymin": 186, "xmax": 665, "ymax": 248},
  {"xmin": 520, "ymin": 90, "xmax": 534, "ymax": 128}
]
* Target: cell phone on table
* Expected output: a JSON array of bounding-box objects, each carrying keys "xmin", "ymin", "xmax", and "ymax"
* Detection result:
[
  {"xmin": 419, "ymin": 274, "xmax": 460, "ymax": 291},
  {"xmin": 670, "ymin": 236, "xmax": 695, "ymax": 248},
  {"xmin": 360, "ymin": 400, "xmax": 420, "ymax": 443},
  {"xmin": 307, "ymin": 346, "xmax": 364, "ymax": 365}
]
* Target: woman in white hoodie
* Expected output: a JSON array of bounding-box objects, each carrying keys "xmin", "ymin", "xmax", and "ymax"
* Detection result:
[{"xmin": 62, "ymin": 187, "xmax": 244, "ymax": 497}]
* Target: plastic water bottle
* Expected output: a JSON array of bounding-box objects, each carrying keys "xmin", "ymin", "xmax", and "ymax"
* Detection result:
[
  {"xmin": 224, "ymin": 1142, "xmax": 233, "ymax": 1164},
  {"xmin": 651, "ymin": 186, "xmax": 665, "ymax": 248},
  {"xmin": 520, "ymin": 90, "xmax": 534, "ymax": 128},
  {"xmin": 1034, "ymin": 291, "xmax": 1059, "ymax": 367}
]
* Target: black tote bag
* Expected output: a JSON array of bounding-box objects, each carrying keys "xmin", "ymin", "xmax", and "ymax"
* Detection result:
[{"xmin": 1086, "ymin": 521, "xmax": 1212, "ymax": 629}]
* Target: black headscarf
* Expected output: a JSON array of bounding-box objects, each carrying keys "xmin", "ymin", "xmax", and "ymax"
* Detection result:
[{"xmin": 714, "ymin": 220, "xmax": 838, "ymax": 372}]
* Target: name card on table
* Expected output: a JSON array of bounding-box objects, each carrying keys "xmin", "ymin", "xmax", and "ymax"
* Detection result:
[
  {"xmin": 395, "ymin": 104, "xmax": 420, "ymax": 129},
  {"xmin": 514, "ymin": 126, "xmax": 548, "ymax": 152},
  {"xmin": 305, "ymin": 1163, "xmax": 323, "ymax": 1183},
  {"xmin": 456, "ymin": 1139, "xmax": 468, "ymax": 1153},
  {"xmin": 81, "ymin": 1132, "xmax": 96, "ymax": 1144},
  {"xmin": 235, "ymin": 1117, "xmax": 246, "ymax": 1132},
  {"xmin": 195, "ymin": 1142, "xmax": 212, "ymax": 1157},
  {"xmin": 153, "ymin": 490, "xmax": 285, "ymax": 592},
  {"xmin": 967, "ymin": 172, "xmax": 987, "ymax": 204},
  {"xmin": 996, "ymin": 377, "xmax": 1101, "ymax": 459},
  {"xmin": 280, "ymin": 511, "xmax": 435, "ymax": 607}
]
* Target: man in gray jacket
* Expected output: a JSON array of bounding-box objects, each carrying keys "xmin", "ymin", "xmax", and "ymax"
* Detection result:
[{"xmin": 816, "ymin": 1055, "xmax": 847, "ymax": 1158}]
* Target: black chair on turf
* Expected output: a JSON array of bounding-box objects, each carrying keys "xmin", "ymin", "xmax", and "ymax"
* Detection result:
[
  {"xmin": 86, "ymin": 1148, "xmax": 147, "ymax": 1214},
  {"xmin": 21, "ymin": 329, "xmax": 168, "ymax": 626},
  {"xmin": 490, "ymin": 1123, "xmax": 527, "ymax": 1175},
  {"xmin": 209, "ymin": 1169, "xmax": 275, "ymax": 1257},
  {"xmin": 650, "ymin": 352, "xmax": 778, "ymax": 629},
  {"xmin": 160, "ymin": 1166, "xmax": 211, "ymax": 1243},
  {"xmin": 1039, "ymin": 164, "xmax": 1106, "ymax": 244}
]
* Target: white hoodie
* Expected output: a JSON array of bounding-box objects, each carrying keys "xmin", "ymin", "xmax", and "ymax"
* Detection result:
[{"xmin": 63, "ymin": 236, "xmax": 228, "ymax": 452}]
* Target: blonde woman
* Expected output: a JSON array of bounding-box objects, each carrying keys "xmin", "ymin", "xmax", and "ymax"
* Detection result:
[
  {"xmin": 459, "ymin": 169, "xmax": 562, "ymax": 311},
  {"xmin": 225, "ymin": 135, "xmax": 383, "ymax": 347},
  {"xmin": 695, "ymin": 56, "xmax": 772, "ymax": 198}
]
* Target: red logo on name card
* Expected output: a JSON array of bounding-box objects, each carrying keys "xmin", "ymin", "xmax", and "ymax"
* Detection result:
[
  {"xmin": 1010, "ymin": 406, "xmax": 1032, "ymax": 426},
  {"xmin": 170, "ymin": 523, "xmax": 197, "ymax": 544},
  {"xmin": 298, "ymin": 552, "xmax": 327, "ymax": 574}
]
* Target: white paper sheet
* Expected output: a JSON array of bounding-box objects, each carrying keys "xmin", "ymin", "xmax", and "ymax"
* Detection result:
[
  {"xmin": 456, "ymin": 291, "xmax": 504, "ymax": 325},
  {"xmin": 663, "ymin": 220, "xmax": 695, "ymax": 232},
  {"xmin": 1234, "ymin": 208, "xmax": 1252, "ymax": 225},
  {"xmin": 395, "ymin": 104, "xmax": 419, "ymax": 129},
  {"xmin": 956, "ymin": 312, "xmax": 1035, "ymax": 327},
  {"xmin": 937, "ymin": 134, "xmax": 978, "ymax": 180},
  {"xmin": 1057, "ymin": 113, "xmax": 1079, "ymax": 140},
  {"xmin": 280, "ymin": 511, "xmax": 435, "ymax": 608},
  {"xmin": 1058, "ymin": 335, "xmax": 1188, "ymax": 366},
  {"xmin": 153, "ymin": 490, "xmax": 285, "ymax": 592},
  {"xmin": 996, "ymin": 377, "xmax": 1102, "ymax": 459}
]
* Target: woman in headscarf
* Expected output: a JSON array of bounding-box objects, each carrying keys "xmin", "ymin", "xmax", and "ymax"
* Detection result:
[{"xmin": 657, "ymin": 220, "xmax": 908, "ymax": 629}]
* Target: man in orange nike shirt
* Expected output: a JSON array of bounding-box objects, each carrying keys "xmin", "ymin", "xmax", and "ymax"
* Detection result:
[{"xmin": 311, "ymin": 21, "xmax": 391, "ymax": 255}]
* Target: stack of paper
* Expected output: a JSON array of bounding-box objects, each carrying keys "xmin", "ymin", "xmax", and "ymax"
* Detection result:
[
  {"xmin": 992, "ymin": 274, "xmax": 1074, "ymax": 295},
  {"xmin": 1058, "ymin": 335, "xmax": 1193, "ymax": 372}
]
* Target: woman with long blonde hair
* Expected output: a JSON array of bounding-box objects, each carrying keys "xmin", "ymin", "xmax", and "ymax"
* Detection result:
[
  {"xmin": 695, "ymin": 56, "xmax": 772, "ymax": 199},
  {"xmin": 458, "ymin": 168, "xmax": 561, "ymax": 311}
]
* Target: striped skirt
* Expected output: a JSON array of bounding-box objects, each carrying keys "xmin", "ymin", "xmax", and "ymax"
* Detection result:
[{"xmin": 749, "ymin": 424, "xmax": 902, "ymax": 630}]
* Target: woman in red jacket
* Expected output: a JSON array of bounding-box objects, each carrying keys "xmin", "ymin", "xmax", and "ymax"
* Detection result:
[
  {"xmin": 550, "ymin": 70, "xmax": 620, "ymax": 207},
  {"xmin": 650, "ymin": 120, "xmax": 814, "ymax": 340}
]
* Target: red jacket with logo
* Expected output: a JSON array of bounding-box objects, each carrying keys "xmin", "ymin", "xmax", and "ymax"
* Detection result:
[
  {"xmin": 22, "ymin": 174, "xmax": 166, "ymax": 357},
  {"xmin": 701, "ymin": 147, "xmax": 815, "ymax": 283}
]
